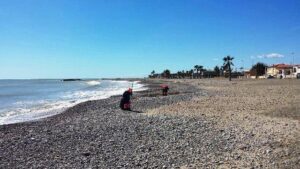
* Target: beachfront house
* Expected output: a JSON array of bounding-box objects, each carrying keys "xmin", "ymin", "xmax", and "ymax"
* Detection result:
[
  {"xmin": 266, "ymin": 64, "xmax": 293, "ymax": 79},
  {"xmin": 243, "ymin": 70, "xmax": 252, "ymax": 78},
  {"xmin": 243, "ymin": 69, "xmax": 262, "ymax": 79},
  {"xmin": 292, "ymin": 65, "xmax": 300, "ymax": 78}
]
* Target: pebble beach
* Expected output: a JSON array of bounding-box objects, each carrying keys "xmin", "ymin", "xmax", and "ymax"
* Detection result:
[{"xmin": 0, "ymin": 79, "xmax": 299, "ymax": 168}]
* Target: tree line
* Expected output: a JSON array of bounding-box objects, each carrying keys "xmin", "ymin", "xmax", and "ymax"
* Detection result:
[{"xmin": 149, "ymin": 55, "xmax": 268, "ymax": 81}]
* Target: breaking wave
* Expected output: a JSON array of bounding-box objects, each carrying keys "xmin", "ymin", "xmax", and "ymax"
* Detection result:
[
  {"xmin": 86, "ymin": 80, "xmax": 101, "ymax": 86},
  {"xmin": 0, "ymin": 80, "xmax": 147, "ymax": 125}
]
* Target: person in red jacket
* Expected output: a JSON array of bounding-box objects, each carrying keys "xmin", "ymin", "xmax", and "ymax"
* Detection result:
[{"xmin": 120, "ymin": 88, "xmax": 133, "ymax": 110}]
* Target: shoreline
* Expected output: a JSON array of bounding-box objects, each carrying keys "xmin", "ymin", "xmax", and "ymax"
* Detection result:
[
  {"xmin": 0, "ymin": 79, "xmax": 207, "ymax": 168},
  {"xmin": 0, "ymin": 79, "xmax": 147, "ymax": 126},
  {"xmin": 1, "ymin": 79, "xmax": 299, "ymax": 168}
]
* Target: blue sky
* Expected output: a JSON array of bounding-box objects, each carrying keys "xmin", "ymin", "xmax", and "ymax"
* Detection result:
[{"xmin": 0, "ymin": 0, "xmax": 299, "ymax": 79}]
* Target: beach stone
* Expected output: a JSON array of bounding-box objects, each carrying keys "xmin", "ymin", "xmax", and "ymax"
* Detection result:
[{"xmin": 1, "ymin": 79, "xmax": 299, "ymax": 169}]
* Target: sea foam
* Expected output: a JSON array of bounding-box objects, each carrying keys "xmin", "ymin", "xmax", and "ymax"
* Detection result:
[
  {"xmin": 0, "ymin": 80, "xmax": 146, "ymax": 125},
  {"xmin": 86, "ymin": 80, "xmax": 101, "ymax": 86}
]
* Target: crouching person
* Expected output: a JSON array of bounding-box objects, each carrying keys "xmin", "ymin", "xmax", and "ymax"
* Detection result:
[{"xmin": 120, "ymin": 88, "xmax": 133, "ymax": 110}]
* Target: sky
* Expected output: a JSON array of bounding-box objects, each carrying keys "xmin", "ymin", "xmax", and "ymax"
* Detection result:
[{"xmin": 0, "ymin": 0, "xmax": 299, "ymax": 79}]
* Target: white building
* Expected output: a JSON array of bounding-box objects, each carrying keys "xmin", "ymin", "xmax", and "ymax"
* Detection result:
[{"xmin": 292, "ymin": 65, "xmax": 300, "ymax": 78}]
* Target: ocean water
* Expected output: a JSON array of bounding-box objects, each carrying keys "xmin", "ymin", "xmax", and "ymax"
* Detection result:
[{"xmin": 0, "ymin": 79, "xmax": 146, "ymax": 125}]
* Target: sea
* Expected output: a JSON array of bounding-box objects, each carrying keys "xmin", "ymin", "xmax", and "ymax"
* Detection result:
[{"xmin": 0, "ymin": 79, "xmax": 146, "ymax": 125}]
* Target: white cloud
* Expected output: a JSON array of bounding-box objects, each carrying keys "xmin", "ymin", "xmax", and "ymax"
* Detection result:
[{"xmin": 256, "ymin": 53, "xmax": 284, "ymax": 59}]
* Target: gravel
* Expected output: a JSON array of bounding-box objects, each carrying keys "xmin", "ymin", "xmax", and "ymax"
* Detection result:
[
  {"xmin": 0, "ymin": 80, "xmax": 228, "ymax": 168},
  {"xmin": 1, "ymin": 79, "xmax": 299, "ymax": 168},
  {"xmin": 146, "ymin": 79, "xmax": 300, "ymax": 168}
]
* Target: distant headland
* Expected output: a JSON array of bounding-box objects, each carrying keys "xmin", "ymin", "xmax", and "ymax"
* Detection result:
[{"xmin": 62, "ymin": 79, "xmax": 81, "ymax": 82}]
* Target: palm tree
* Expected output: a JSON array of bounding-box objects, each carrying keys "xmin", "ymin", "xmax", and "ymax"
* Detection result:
[
  {"xmin": 151, "ymin": 70, "xmax": 155, "ymax": 75},
  {"xmin": 194, "ymin": 65, "xmax": 199, "ymax": 78},
  {"xmin": 199, "ymin": 66, "xmax": 204, "ymax": 78},
  {"xmin": 163, "ymin": 69, "xmax": 171, "ymax": 78},
  {"xmin": 223, "ymin": 55, "xmax": 234, "ymax": 81},
  {"xmin": 194, "ymin": 65, "xmax": 203, "ymax": 78},
  {"xmin": 151, "ymin": 70, "xmax": 155, "ymax": 78}
]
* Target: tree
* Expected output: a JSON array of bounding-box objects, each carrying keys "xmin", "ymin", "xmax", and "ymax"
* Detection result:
[
  {"xmin": 162, "ymin": 69, "xmax": 171, "ymax": 78},
  {"xmin": 194, "ymin": 65, "xmax": 203, "ymax": 78},
  {"xmin": 223, "ymin": 55, "xmax": 234, "ymax": 81},
  {"xmin": 220, "ymin": 66, "xmax": 224, "ymax": 76},
  {"xmin": 177, "ymin": 71, "xmax": 182, "ymax": 78},
  {"xmin": 199, "ymin": 66, "xmax": 204, "ymax": 78},
  {"xmin": 239, "ymin": 67, "xmax": 244, "ymax": 72},
  {"xmin": 251, "ymin": 62, "xmax": 267, "ymax": 78},
  {"xmin": 194, "ymin": 65, "xmax": 199, "ymax": 78},
  {"xmin": 151, "ymin": 70, "xmax": 155, "ymax": 75},
  {"xmin": 189, "ymin": 69, "xmax": 194, "ymax": 78},
  {"xmin": 214, "ymin": 66, "xmax": 220, "ymax": 77},
  {"xmin": 150, "ymin": 70, "xmax": 155, "ymax": 78},
  {"xmin": 185, "ymin": 70, "xmax": 189, "ymax": 78},
  {"xmin": 181, "ymin": 70, "xmax": 185, "ymax": 78}
]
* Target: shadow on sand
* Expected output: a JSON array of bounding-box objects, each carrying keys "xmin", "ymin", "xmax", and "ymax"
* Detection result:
[{"xmin": 124, "ymin": 110, "xmax": 143, "ymax": 113}]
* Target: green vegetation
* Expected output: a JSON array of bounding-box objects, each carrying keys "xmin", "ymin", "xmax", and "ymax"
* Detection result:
[
  {"xmin": 149, "ymin": 55, "xmax": 240, "ymax": 79},
  {"xmin": 251, "ymin": 62, "xmax": 267, "ymax": 78},
  {"xmin": 163, "ymin": 69, "xmax": 171, "ymax": 78},
  {"xmin": 223, "ymin": 55, "xmax": 234, "ymax": 81},
  {"xmin": 194, "ymin": 65, "xmax": 204, "ymax": 78},
  {"xmin": 214, "ymin": 66, "xmax": 220, "ymax": 77}
]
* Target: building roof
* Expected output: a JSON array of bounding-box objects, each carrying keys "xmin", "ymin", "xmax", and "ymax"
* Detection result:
[{"xmin": 268, "ymin": 64, "xmax": 293, "ymax": 69}]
